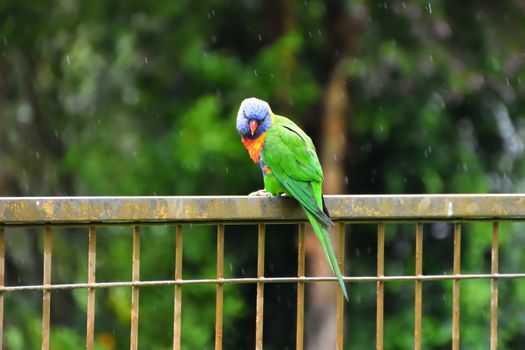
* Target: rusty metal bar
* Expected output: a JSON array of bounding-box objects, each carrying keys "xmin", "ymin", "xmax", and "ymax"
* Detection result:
[
  {"xmin": 86, "ymin": 226, "xmax": 96, "ymax": 350},
  {"xmin": 296, "ymin": 224, "xmax": 305, "ymax": 350},
  {"xmin": 1, "ymin": 272, "xmax": 524, "ymax": 293},
  {"xmin": 0, "ymin": 228, "xmax": 4, "ymax": 349},
  {"xmin": 215, "ymin": 224, "xmax": 224, "ymax": 350},
  {"xmin": 376, "ymin": 223, "xmax": 385, "ymax": 350},
  {"xmin": 3, "ymin": 195, "xmax": 525, "ymax": 224},
  {"xmin": 490, "ymin": 222, "xmax": 499, "ymax": 350},
  {"xmin": 414, "ymin": 223, "xmax": 423, "ymax": 350},
  {"xmin": 130, "ymin": 226, "xmax": 140, "ymax": 350},
  {"xmin": 255, "ymin": 224, "xmax": 265, "ymax": 350},
  {"xmin": 42, "ymin": 227, "xmax": 52, "ymax": 350},
  {"xmin": 452, "ymin": 223, "xmax": 461, "ymax": 350},
  {"xmin": 1, "ymin": 272, "xmax": 525, "ymax": 292},
  {"xmin": 336, "ymin": 223, "xmax": 345, "ymax": 350},
  {"xmin": 173, "ymin": 225, "xmax": 183, "ymax": 350}
]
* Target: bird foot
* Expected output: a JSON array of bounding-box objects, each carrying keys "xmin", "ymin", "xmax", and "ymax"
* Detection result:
[{"xmin": 249, "ymin": 189, "xmax": 273, "ymax": 197}]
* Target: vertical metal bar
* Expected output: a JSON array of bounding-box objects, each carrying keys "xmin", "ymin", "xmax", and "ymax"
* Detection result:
[
  {"xmin": 86, "ymin": 226, "xmax": 96, "ymax": 350},
  {"xmin": 336, "ymin": 223, "xmax": 345, "ymax": 350},
  {"xmin": 490, "ymin": 222, "xmax": 499, "ymax": 350},
  {"xmin": 173, "ymin": 225, "xmax": 183, "ymax": 350},
  {"xmin": 215, "ymin": 224, "xmax": 224, "ymax": 350},
  {"xmin": 255, "ymin": 224, "xmax": 265, "ymax": 350},
  {"xmin": 130, "ymin": 226, "xmax": 140, "ymax": 350},
  {"xmin": 0, "ymin": 228, "xmax": 5, "ymax": 350},
  {"xmin": 452, "ymin": 223, "xmax": 461, "ymax": 350},
  {"xmin": 296, "ymin": 224, "xmax": 306, "ymax": 350},
  {"xmin": 414, "ymin": 223, "xmax": 423, "ymax": 350},
  {"xmin": 376, "ymin": 223, "xmax": 385, "ymax": 350},
  {"xmin": 42, "ymin": 227, "xmax": 52, "ymax": 350}
]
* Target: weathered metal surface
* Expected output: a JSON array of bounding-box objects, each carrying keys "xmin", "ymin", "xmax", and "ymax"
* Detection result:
[
  {"xmin": 0, "ymin": 228, "xmax": 4, "ymax": 348},
  {"xmin": 1, "ymin": 194, "xmax": 525, "ymax": 224},
  {"xmin": 414, "ymin": 223, "xmax": 423, "ymax": 350},
  {"xmin": 255, "ymin": 224, "xmax": 265, "ymax": 350},
  {"xmin": 336, "ymin": 223, "xmax": 345, "ymax": 350},
  {"xmin": 452, "ymin": 224, "xmax": 461, "ymax": 350},
  {"xmin": 296, "ymin": 224, "xmax": 305, "ymax": 350},
  {"xmin": 130, "ymin": 226, "xmax": 140, "ymax": 350},
  {"xmin": 215, "ymin": 225, "xmax": 224, "ymax": 350},
  {"xmin": 490, "ymin": 223, "xmax": 499, "ymax": 350},
  {"xmin": 376, "ymin": 223, "xmax": 385, "ymax": 350},
  {"xmin": 41, "ymin": 227, "xmax": 52, "ymax": 350},
  {"xmin": 86, "ymin": 227, "xmax": 96, "ymax": 350},
  {"xmin": 2, "ymin": 273, "xmax": 525, "ymax": 292},
  {"xmin": 172, "ymin": 225, "xmax": 183, "ymax": 350}
]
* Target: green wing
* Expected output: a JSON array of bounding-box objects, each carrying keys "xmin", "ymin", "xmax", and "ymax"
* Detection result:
[
  {"xmin": 262, "ymin": 114, "xmax": 348, "ymax": 300},
  {"xmin": 262, "ymin": 115, "xmax": 332, "ymax": 228}
]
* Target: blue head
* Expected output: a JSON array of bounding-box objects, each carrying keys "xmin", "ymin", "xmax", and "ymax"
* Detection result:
[{"xmin": 236, "ymin": 97, "xmax": 273, "ymax": 139}]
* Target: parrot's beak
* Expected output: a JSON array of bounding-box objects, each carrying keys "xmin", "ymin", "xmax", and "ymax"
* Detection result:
[{"xmin": 249, "ymin": 120, "xmax": 259, "ymax": 135}]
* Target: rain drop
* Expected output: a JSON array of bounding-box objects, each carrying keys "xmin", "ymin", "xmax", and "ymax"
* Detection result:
[
  {"xmin": 344, "ymin": 176, "xmax": 349, "ymax": 185},
  {"xmin": 258, "ymin": 34, "xmax": 262, "ymax": 42},
  {"xmin": 144, "ymin": 56, "xmax": 148, "ymax": 64},
  {"xmin": 428, "ymin": 2, "xmax": 432, "ymax": 14},
  {"xmin": 254, "ymin": 70, "xmax": 258, "ymax": 77},
  {"xmin": 35, "ymin": 152, "xmax": 40, "ymax": 160},
  {"xmin": 66, "ymin": 55, "xmax": 71, "ymax": 65},
  {"xmin": 506, "ymin": 77, "xmax": 510, "ymax": 86}
]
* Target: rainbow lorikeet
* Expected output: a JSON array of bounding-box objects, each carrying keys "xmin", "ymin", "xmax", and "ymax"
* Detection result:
[{"xmin": 236, "ymin": 97, "xmax": 348, "ymax": 300}]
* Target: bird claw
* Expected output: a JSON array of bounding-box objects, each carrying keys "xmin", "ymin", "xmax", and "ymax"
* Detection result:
[{"xmin": 249, "ymin": 189, "xmax": 273, "ymax": 197}]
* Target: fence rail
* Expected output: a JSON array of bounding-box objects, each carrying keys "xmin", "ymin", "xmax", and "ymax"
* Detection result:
[
  {"xmin": 0, "ymin": 195, "xmax": 524, "ymax": 349},
  {"xmin": 1, "ymin": 194, "xmax": 525, "ymax": 224}
]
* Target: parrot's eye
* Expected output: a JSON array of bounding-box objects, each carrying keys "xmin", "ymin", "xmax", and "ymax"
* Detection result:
[{"xmin": 243, "ymin": 111, "xmax": 248, "ymax": 119}]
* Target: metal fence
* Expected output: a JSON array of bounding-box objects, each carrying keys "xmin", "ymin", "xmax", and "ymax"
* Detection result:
[{"xmin": 1, "ymin": 194, "xmax": 525, "ymax": 349}]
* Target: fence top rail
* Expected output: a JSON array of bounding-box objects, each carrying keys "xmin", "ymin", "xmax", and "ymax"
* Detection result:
[{"xmin": 0, "ymin": 194, "xmax": 524, "ymax": 225}]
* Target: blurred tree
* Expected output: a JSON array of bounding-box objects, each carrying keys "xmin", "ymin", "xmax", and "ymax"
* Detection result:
[{"xmin": 1, "ymin": 0, "xmax": 525, "ymax": 349}]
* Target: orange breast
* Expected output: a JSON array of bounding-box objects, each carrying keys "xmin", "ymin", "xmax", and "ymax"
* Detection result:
[{"xmin": 241, "ymin": 132, "xmax": 267, "ymax": 163}]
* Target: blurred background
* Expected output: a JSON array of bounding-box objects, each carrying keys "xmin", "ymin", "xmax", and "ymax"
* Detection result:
[{"xmin": 2, "ymin": 0, "xmax": 525, "ymax": 349}]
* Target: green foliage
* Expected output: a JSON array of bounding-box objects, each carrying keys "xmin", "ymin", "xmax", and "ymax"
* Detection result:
[{"xmin": 2, "ymin": 0, "xmax": 525, "ymax": 349}]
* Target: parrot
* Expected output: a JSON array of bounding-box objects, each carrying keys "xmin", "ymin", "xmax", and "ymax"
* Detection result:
[{"xmin": 236, "ymin": 97, "xmax": 348, "ymax": 301}]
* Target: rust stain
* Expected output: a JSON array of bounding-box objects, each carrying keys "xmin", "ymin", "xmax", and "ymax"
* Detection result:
[
  {"xmin": 41, "ymin": 201, "xmax": 55, "ymax": 219},
  {"xmin": 1, "ymin": 195, "xmax": 525, "ymax": 224}
]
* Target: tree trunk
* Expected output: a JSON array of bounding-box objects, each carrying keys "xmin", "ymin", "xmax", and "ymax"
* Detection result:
[
  {"xmin": 305, "ymin": 63, "xmax": 350, "ymax": 350},
  {"xmin": 305, "ymin": 1, "xmax": 363, "ymax": 347}
]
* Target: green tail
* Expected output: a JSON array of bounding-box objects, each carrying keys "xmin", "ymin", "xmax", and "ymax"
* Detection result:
[{"xmin": 305, "ymin": 211, "xmax": 349, "ymax": 301}]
